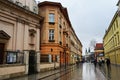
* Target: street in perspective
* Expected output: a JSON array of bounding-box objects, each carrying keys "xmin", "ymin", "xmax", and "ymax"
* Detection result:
[
  {"xmin": 6, "ymin": 62, "xmax": 120, "ymax": 80},
  {"xmin": 0, "ymin": 0, "xmax": 120, "ymax": 80}
]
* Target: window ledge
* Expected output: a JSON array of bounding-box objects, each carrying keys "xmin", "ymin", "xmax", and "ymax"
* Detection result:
[
  {"xmin": 49, "ymin": 40, "xmax": 55, "ymax": 42},
  {"xmin": 49, "ymin": 22, "xmax": 55, "ymax": 25}
]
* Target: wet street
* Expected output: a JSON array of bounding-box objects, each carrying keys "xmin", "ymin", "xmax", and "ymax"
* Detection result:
[
  {"xmin": 99, "ymin": 63, "xmax": 120, "ymax": 80},
  {"xmin": 8, "ymin": 63, "xmax": 108, "ymax": 80},
  {"xmin": 54, "ymin": 63, "xmax": 106, "ymax": 80},
  {"xmin": 7, "ymin": 63, "xmax": 120, "ymax": 80}
]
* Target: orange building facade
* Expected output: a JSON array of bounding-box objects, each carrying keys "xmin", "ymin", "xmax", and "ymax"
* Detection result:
[{"xmin": 38, "ymin": 1, "xmax": 82, "ymax": 67}]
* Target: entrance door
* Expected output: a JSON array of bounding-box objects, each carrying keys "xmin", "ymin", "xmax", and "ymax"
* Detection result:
[
  {"xmin": 28, "ymin": 50, "xmax": 36, "ymax": 74},
  {"xmin": 0, "ymin": 43, "xmax": 5, "ymax": 64}
]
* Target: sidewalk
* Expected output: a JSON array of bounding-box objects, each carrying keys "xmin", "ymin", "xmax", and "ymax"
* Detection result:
[
  {"xmin": 6, "ymin": 65, "xmax": 75, "ymax": 80},
  {"xmin": 6, "ymin": 63, "xmax": 109, "ymax": 80},
  {"xmin": 99, "ymin": 64, "xmax": 120, "ymax": 80}
]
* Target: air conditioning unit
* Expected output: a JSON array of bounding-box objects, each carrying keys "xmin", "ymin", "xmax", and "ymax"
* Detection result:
[
  {"xmin": 15, "ymin": 1, "xmax": 23, "ymax": 7},
  {"xmin": 23, "ymin": 5, "xmax": 30, "ymax": 10}
]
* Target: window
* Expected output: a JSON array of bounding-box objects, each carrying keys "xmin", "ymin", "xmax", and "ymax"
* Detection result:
[
  {"xmin": 40, "ymin": 54, "xmax": 49, "ymax": 62},
  {"xmin": 49, "ymin": 13, "xmax": 55, "ymax": 23},
  {"xmin": 49, "ymin": 29, "xmax": 54, "ymax": 41},
  {"xmin": 59, "ymin": 31, "xmax": 62, "ymax": 43},
  {"xmin": 55, "ymin": 55, "xmax": 57, "ymax": 62},
  {"xmin": 116, "ymin": 19, "xmax": 118, "ymax": 28},
  {"xmin": 7, "ymin": 52, "xmax": 17, "ymax": 64},
  {"xmin": 117, "ymin": 33, "xmax": 120, "ymax": 44},
  {"xmin": 58, "ymin": 17, "xmax": 62, "ymax": 25},
  {"xmin": 48, "ymin": 54, "xmax": 52, "ymax": 63}
]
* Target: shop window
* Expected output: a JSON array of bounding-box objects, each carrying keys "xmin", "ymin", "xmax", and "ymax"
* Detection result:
[
  {"xmin": 7, "ymin": 51, "xmax": 17, "ymax": 64},
  {"xmin": 40, "ymin": 54, "xmax": 49, "ymax": 62}
]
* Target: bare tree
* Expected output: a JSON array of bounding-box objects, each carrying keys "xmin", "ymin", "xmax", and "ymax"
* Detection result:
[{"xmin": 89, "ymin": 39, "xmax": 96, "ymax": 51}]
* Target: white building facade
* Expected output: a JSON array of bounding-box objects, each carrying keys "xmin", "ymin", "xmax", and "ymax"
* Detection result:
[
  {"xmin": 8, "ymin": 0, "xmax": 38, "ymax": 14},
  {"xmin": 0, "ymin": 0, "xmax": 42, "ymax": 79}
]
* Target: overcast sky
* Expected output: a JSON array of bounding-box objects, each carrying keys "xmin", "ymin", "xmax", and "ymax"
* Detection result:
[{"xmin": 36, "ymin": 0, "xmax": 118, "ymax": 55}]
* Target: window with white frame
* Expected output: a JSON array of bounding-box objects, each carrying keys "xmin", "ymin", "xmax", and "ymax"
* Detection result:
[
  {"xmin": 49, "ymin": 29, "xmax": 54, "ymax": 41},
  {"xmin": 49, "ymin": 13, "xmax": 55, "ymax": 23}
]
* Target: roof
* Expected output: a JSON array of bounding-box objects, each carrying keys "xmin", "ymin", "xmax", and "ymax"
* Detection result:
[
  {"xmin": 0, "ymin": 0, "xmax": 43, "ymax": 19},
  {"xmin": 117, "ymin": 0, "xmax": 120, "ymax": 6},
  {"xmin": 103, "ymin": 10, "xmax": 118, "ymax": 39},
  {"xmin": 94, "ymin": 43, "xmax": 104, "ymax": 50}
]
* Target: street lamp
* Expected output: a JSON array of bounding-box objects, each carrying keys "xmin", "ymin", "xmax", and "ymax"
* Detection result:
[{"xmin": 64, "ymin": 50, "xmax": 67, "ymax": 69}]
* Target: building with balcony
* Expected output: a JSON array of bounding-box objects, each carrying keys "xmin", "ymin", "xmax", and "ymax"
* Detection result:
[
  {"xmin": 103, "ymin": 1, "xmax": 120, "ymax": 65},
  {"xmin": 38, "ymin": 1, "xmax": 82, "ymax": 69},
  {"xmin": 0, "ymin": 0, "xmax": 42, "ymax": 79}
]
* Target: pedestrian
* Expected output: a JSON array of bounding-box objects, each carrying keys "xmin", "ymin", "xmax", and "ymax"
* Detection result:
[
  {"xmin": 98, "ymin": 59, "xmax": 102, "ymax": 67},
  {"xmin": 102, "ymin": 59, "xmax": 105, "ymax": 64},
  {"xmin": 93, "ymin": 59, "xmax": 97, "ymax": 68},
  {"xmin": 106, "ymin": 58, "xmax": 111, "ymax": 69}
]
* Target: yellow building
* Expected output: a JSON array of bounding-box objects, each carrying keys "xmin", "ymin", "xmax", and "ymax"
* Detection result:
[{"xmin": 103, "ymin": 10, "xmax": 120, "ymax": 65}]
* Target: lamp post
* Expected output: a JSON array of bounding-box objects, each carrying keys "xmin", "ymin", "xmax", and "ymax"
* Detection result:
[
  {"xmin": 64, "ymin": 50, "xmax": 66, "ymax": 69},
  {"xmin": 51, "ymin": 48, "xmax": 56, "ymax": 69}
]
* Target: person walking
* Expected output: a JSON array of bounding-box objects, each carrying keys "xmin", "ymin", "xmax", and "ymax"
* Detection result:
[
  {"xmin": 106, "ymin": 58, "xmax": 111, "ymax": 79},
  {"xmin": 98, "ymin": 59, "xmax": 102, "ymax": 67},
  {"xmin": 93, "ymin": 59, "xmax": 97, "ymax": 68},
  {"xmin": 106, "ymin": 58, "xmax": 111, "ymax": 69}
]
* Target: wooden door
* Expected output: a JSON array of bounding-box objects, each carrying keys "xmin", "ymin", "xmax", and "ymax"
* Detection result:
[
  {"xmin": 0, "ymin": 43, "xmax": 4, "ymax": 64},
  {"xmin": 29, "ymin": 50, "xmax": 36, "ymax": 74}
]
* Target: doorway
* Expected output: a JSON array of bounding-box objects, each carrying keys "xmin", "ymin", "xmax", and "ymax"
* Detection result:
[
  {"xmin": 0, "ymin": 43, "xmax": 5, "ymax": 64},
  {"xmin": 28, "ymin": 50, "xmax": 36, "ymax": 74}
]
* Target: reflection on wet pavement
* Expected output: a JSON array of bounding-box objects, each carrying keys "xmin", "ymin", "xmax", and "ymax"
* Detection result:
[
  {"xmin": 57, "ymin": 63, "xmax": 106, "ymax": 80},
  {"xmin": 100, "ymin": 64, "xmax": 120, "ymax": 80}
]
